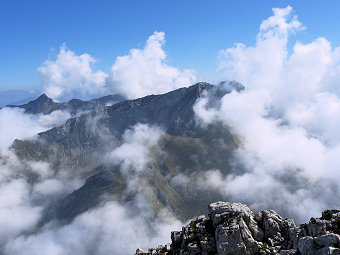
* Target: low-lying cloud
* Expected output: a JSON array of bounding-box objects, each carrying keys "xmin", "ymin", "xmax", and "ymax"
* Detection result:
[
  {"xmin": 105, "ymin": 124, "xmax": 163, "ymax": 174},
  {"xmin": 5, "ymin": 200, "xmax": 182, "ymax": 255},
  {"xmin": 0, "ymin": 107, "xmax": 71, "ymax": 152},
  {"xmin": 0, "ymin": 106, "xmax": 182, "ymax": 254},
  {"xmin": 0, "ymin": 106, "xmax": 80, "ymax": 247}
]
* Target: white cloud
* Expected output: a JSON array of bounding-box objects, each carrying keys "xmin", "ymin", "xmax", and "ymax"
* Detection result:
[
  {"xmin": 38, "ymin": 32, "xmax": 196, "ymax": 101},
  {"xmin": 218, "ymin": 6, "xmax": 305, "ymax": 93},
  {"xmin": 5, "ymin": 200, "xmax": 182, "ymax": 255},
  {"xmin": 38, "ymin": 44, "xmax": 107, "ymax": 101},
  {"xmin": 33, "ymin": 179, "xmax": 65, "ymax": 196},
  {"xmin": 106, "ymin": 31, "xmax": 197, "ymax": 99},
  {"xmin": 0, "ymin": 179, "xmax": 42, "ymax": 243},
  {"xmin": 37, "ymin": 110, "xmax": 71, "ymax": 127},
  {"xmin": 195, "ymin": 6, "xmax": 340, "ymax": 223},
  {"xmin": 0, "ymin": 107, "xmax": 71, "ymax": 153},
  {"xmin": 105, "ymin": 124, "xmax": 163, "ymax": 174},
  {"xmin": 0, "ymin": 107, "xmax": 84, "ymax": 247},
  {"xmin": 259, "ymin": 6, "xmax": 304, "ymax": 40}
]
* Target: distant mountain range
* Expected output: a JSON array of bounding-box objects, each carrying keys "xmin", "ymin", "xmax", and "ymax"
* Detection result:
[
  {"xmin": 0, "ymin": 89, "xmax": 39, "ymax": 107},
  {"xmin": 6, "ymin": 93, "xmax": 126, "ymax": 115}
]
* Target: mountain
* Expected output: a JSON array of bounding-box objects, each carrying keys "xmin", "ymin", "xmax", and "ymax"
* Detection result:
[
  {"xmin": 5, "ymin": 93, "xmax": 126, "ymax": 115},
  {"xmin": 140, "ymin": 201, "xmax": 340, "ymax": 255},
  {"xmin": 11, "ymin": 81, "xmax": 244, "ymax": 223}
]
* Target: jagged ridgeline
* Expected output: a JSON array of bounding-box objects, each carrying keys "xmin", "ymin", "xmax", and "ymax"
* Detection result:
[
  {"xmin": 9, "ymin": 82, "xmax": 244, "ymax": 222},
  {"xmin": 140, "ymin": 201, "xmax": 340, "ymax": 255},
  {"xmin": 5, "ymin": 92, "xmax": 126, "ymax": 115}
]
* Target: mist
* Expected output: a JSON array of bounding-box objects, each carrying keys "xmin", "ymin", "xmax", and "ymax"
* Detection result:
[{"xmin": 0, "ymin": 106, "xmax": 182, "ymax": 254}]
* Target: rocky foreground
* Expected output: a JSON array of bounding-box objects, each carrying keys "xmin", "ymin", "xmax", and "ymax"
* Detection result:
[{"xmin": 136, "ymin": 201, "xmax": 340, "ymax": 255}]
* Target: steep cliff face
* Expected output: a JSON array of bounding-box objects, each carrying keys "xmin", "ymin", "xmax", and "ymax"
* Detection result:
[{"xmin": 139, "ymin": 201, "xmax": 340, "ymax": 255}]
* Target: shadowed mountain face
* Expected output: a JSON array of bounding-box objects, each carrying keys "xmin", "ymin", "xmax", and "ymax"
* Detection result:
[
  {"xmin": 11, "ymin": 82, "xmax": 244, "ymax": 222},
  {"xmin": 6, "ymin": 93, "xmax": 126, "ymax": 115}
]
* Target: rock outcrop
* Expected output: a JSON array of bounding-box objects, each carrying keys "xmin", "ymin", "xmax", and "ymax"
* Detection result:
[{"xmin": 136, "ymin": 202, "xmax": 340, "ymax": 255}]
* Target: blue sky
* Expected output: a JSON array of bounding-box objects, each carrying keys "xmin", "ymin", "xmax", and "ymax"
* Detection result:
[{"xmin": 1, "ymin": 0, "xmax": 340, "ymax": 91}]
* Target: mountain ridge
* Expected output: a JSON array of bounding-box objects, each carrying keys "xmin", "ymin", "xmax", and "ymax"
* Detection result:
[
  {"xmin": 10, "ymin": 81, "xmax": 244, "ymax": 223},
  {"xmin": 5, "ymin": 93, "xmax": 126, "ymax": 115}
]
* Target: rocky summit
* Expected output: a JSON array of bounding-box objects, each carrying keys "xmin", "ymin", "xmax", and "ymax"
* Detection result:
[{"xmin": 137, "ymin": 201, "xmax": 340, "ymax": 255}]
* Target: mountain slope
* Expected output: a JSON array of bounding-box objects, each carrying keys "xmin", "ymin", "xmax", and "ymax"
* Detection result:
[
  {"xmin": 12, "ymin": 81, "xmax": 244, "ymax": 222},
  {"xmin": 12, "ymin": 83, "xmax": 215, "ymax": 172}
]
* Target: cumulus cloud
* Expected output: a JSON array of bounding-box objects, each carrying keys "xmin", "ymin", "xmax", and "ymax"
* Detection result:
[
  {"xmin": 38, "ymin": 44, "xmax": 107, "ymax": 101},
  {"xmin": 195, "ymin": 6, "xmax": 340, "ymax": 223},
  {"xmin": 106, "ymin": 31, "xmax": 197, "ymax": 99},
  {"xmin": 38, "ymin": 32, "xmax": 196, "ymax": 101}
]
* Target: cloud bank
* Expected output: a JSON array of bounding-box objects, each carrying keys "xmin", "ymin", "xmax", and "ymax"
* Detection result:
[
  {"xmin": 0, "ymin": 106, "xmax": 181, "ymax": 254},
  {"xmin": 0, "ymin": 106, "xmax": 80, "ymax": 247},
  {"xmin": 5, "ymin": 200, "xmax": 182, "ymax": 255},
  {"xmin": 39, "ymin": 32, "xmax": 196, "ymax": 101},
  {"xmin": 195, "ymin": 6, "xmax": 340, "ymax": 223}
]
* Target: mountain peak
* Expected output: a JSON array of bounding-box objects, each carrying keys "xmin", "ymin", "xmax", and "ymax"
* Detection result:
[
  {"xmin": 34, "ymin": 93, "xmax": 54, "ymax": 103},
  {"xmin": 17, "ymin": 93, "xmax": 57, "ymax": 114},
  {"xmin": 217, "ymin": 80, "xmax": 245, "ymax": 93}
]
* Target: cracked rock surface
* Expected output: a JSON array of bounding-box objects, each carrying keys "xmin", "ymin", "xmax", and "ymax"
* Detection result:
[{"xmin": 135, "ymin": 201, "xmax": 340, "ymax": 255}]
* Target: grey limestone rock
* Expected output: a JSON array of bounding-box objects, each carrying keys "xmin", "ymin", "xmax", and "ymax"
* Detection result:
[
  {"xmin": 315, "ymin": 234, "xmax": 340, "ymax": 247},
  {"xmin": 136, "ymin": 201, "xmax": 340, "ymax": 255},
  {"xmin": 298, "ymin": 236, "xmax": 316, "ymax": 255},
  {"xmin": 316, "ymin": 246, "xmax": 340, "ymax": 255}
]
